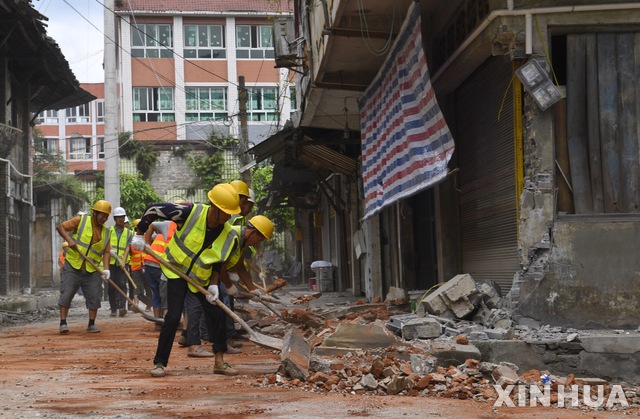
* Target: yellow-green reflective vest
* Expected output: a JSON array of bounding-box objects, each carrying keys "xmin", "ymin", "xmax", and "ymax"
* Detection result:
[
  {"xmin": 225, "ymin": 225, "xmax": 258, "ymax": 271},
  {"xmin": 109, "ymin": 226, "xmax": 132, "ymax": 265},
  {"xmin": 162, "ymin": 204, "xmax": 239, "ymax": 292},
  {"xmin": 65, "ymin": 215, "xmax": 110, "ymax": 273}
]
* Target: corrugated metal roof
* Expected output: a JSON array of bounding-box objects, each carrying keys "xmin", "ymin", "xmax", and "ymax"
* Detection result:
[
  {"xmin": 248, "ymin": 125, "xmax": 357, "ymax": 177},
  {"xmin": 116, "ymin": 0, "xmax": 292, "ymax": 14},
  {"xmin": 0, "ymin": 0, "xmax": 96, "ymax": 111}
]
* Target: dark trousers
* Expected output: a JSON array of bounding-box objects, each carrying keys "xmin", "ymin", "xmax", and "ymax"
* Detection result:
[
  {"xmin": 153, "ymin": 278, "xmax": 227, "ymax": 367},
  {"xmin": 107, "ymin": 264, "xmax": 127, "ymax": 311}
]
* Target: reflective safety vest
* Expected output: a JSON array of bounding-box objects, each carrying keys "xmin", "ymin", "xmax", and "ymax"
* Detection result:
[
  {"xmin": 229, "ymin": 214, "xmax": 246, "ymax": 227},
  {"xmin": 129, "ymin": 247, "xmax": 145, "ymax": 271},
  {"xmin": 162, "ymin": 204, "xmax": 239, "ymax": 291},
  {"xmin": 225, "ymin": 223, "xmax": 257, "ymax": 272},
  {"xmin": 143, "ymin": 222, "xmax": 176, "ymax": 264},
  {"xmin": 110, "ymin": 226, "xmax": 132, "ymax": 266},
  {"xmin": 65, "ymin": 215, "xmax": 110, "ymax": 273}
]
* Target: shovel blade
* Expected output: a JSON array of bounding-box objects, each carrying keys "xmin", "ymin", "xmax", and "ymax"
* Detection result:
[{"xmin": 248, "ymin": 332, "xmax": 283, "ymax": 351}]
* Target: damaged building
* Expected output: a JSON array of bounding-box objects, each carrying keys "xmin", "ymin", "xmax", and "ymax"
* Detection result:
[{"xmin": 254, "ymin": 0, "xmax": 640, "ymax": 331}]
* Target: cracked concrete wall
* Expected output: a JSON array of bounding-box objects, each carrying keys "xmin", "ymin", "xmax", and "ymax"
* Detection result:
[{"xmin": 518, "ymin": 221, "xmax": 640, "ymax": 328}]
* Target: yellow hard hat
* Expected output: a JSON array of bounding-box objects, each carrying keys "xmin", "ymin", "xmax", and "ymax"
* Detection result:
[
  {"xmin": 92, "ymin": 200, "xmax": 112, "ymax": 215},
  {"xmin": 174, "ymin": 199, "xmax": 187, "ymax": 204},
  {"xmin": 133, "ymin": 219, "xmax": 141, "ymax": 228},
  {"xmin": 230, "ymin": 180, "xmax": 250, "ymax": 197},
  {"xmin": 207, "ymin": 184, "xmax": 241, "ymax": 215},
  {"xmin": 62, "ymin": 241, "xmax": 69, "ymax": 248},
  {"xmin": 248, "ymin": 215, "xmax": 274, "ymax": 239}
]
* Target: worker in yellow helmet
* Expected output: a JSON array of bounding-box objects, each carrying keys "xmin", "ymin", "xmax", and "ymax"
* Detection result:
[
  {"xmin": 55, "ymin": 200, "xmax": 112, "ymax": 334},
  {"xmin": 131, "ymin": 184, "xmax": 241, "ymax": 378},
  {"xmin": 222, "ymin": 215, "xmax": 274, "ymax": 293}
]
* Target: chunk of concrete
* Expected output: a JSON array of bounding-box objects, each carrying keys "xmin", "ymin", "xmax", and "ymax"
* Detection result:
[
  {"xmin": 280, "ymin": 327, "xmax": 311, "ymax": 381},
  {"xmin": 315, "ymin": 322, "xmax": 398, "ymax": 356},
  {"xmin": 360, "ymin": 373, "xmax": 379, "ymax": 389},
  {"xmin": 441, "ymin": 274, "xmax": 478, "ymax": 301},
  {"xmin": 401, "ymin": 317, "xmax": 442, "ymax": 340},
  {"xmin": 580, "ymin": 335, "xmax": 640, "ymax": 354},
  {"xmin": 492, "ymin": 364, "xmax": 520, "ymax": 387},
  {"xmin": 423, "ymin": 341, "xmax": 482, "ymax": 368},
  {"xmin": 421, "ymin": 274, "xmax": 479, "ymax": 318},
  {"xmin": 422, "ymin": 293, "xmax": 449, "ymax": 315},
  {"xmin": 448, "ymin": 298, "xmax": 475, "ymax": 318}
]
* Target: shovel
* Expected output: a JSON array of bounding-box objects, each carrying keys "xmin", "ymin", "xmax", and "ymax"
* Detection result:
[
  {"xmin": 236, "ymin": 289, "xmax": 283, "ymax": 319},
  {"xmin": 76, "ymin": 250, "xmax": 164, "ymax": 325},
  {"xmin": 109, "ymin": 250, "xmax": 138, "ymax": 291},
  {"xmin": 144, "ymin": 245, "xmax": 283, "ymax": 351}
]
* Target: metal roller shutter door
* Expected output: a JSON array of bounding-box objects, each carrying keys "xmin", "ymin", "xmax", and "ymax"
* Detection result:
[{"xmin": 455, "ymin": 57, "xmax": 519, "ymax": 295}]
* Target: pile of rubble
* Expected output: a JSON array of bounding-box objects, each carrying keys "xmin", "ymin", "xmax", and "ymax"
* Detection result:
[{"xmin": 235, "ymin": 275, "xmax": 640, "ymax": 410}]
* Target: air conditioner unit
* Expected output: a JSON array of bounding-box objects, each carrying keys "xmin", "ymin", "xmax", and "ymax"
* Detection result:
[{"xmin": 273, "ymin": 18, "xmax": 301, "ymax": 69}]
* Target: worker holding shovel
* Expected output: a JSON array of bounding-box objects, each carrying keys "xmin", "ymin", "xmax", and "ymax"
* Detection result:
[
  {"xmin": 55, "ymin": 200, "xmax": 112, "ymax": 334},
  {"xmin": 131, "ymin": 183, "xmax": 242, "ymax": 378}
]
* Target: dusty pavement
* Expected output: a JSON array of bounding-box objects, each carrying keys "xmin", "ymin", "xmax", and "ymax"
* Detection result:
[{"xmin": 0, "ymin": 298, "xmax": 636, "ymax": 419}]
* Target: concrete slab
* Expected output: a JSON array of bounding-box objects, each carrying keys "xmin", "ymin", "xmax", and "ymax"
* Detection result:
[
  {"xmin": 421, "ymin": 341, "xmax": 482, "ymax": 368},
  {"xmin": 472, "ymin": 340, "xmax": 548, "ymax": 372},
  {"xmin": 280, "ymin": 327, "xmax": 311, "ymax": 381},
  {"xmin": 401, "ymin": 317, "xmax": 442, "ymax": 340},
  {"xmin": 580, "ymin": 335, "xmax": 640, "ymax": 354},
  {"xmin": 315, "ymin": 322, "xmax": 398, "ymax": 356}
]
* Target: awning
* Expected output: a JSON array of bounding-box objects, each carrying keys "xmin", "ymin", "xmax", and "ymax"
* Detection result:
[
  {"xmin": 247, "ymin": 124, "xmax": 358, "ymax": 209},
  {"xmin": 248, "ymin": 124, "xmax": 357, "ymax": 177}
]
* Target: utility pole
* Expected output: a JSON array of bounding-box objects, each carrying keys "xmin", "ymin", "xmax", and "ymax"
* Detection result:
[
  {"xmin": 104, "ymin": 0, "xmax": 120, "ymax": 220},
  {"xmin": 238, "ymin": 76, "xmax": 251, "ymax": 184}
]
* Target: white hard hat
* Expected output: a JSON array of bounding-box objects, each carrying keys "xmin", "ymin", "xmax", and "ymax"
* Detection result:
[
  {"xmin": 247, "ymin": 188, "xmax": 256, "ymax": 204},
  {"xmin": 113, "ymin": 207, "xmax": 127, "ymax": 217},
  {"xmin": 124, "ymin": 216, "xmax": 130, "ymax": 224}
]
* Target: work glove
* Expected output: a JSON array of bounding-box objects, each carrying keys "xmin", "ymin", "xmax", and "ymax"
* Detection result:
[
  {"xmin": 101, "ymin": 269, "xmax": 111, "ymax": 281},
  {"xmin": 206, "ymin": 285, "xmax": 219, "ymax": 304},
  {"xmin": 228, "ymin": 273, "xmax": 240, "ymax": 283},
  {"xmin": 250, "ymin": 288, "xmax": 264, "ymax": 297},
  {"xmin": 109, "ymin": 250, "xmax": 119, "ymax": 260},
  {"xmin": 226, "ymin": 284, "xmax": 238, "ymax": 297},
  {"xmin": 259, "ymin": 272, "xmax": 266, "ymax": 282},
  {"xmin": 131, "ymin": 234, "xmax": 146, "ymax": 251}
]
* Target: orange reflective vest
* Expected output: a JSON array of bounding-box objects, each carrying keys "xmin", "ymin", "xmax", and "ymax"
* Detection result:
[
  {"xmin": 129, "ymin": 247, "xmax": 145, "ymax": 271},
  {"xmin": 143, "ymin": 222, "xmax": 176, "ymax": 264}
]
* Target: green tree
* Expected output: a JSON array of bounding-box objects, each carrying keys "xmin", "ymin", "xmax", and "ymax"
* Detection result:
[
  {"xmin": 118, "ymin": 132, "xmax": 159, "ymax": 179},
  {"xmin": 32, "ymin": 131, "xmax": 89, "ymax": 210},
  {"xmin": 185, "ymin": 134, "xmax": 239, "ymax": 193},
  {"xmin": 251, "ymin": 164, "xmax": 294, "ymax": 233},
  {"xmin": 93, "ymin": 172, "xmax": 161, "ymax": 219}
]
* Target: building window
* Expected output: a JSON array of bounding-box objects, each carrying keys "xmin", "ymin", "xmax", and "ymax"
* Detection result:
[
  {"xmin": 236, "ymin": 25, "xmax": 274, "ymax": 59},
  {"xmin": 35, "ymin": 137, "xmax": 58, "ymax": 155},
  {"xmin": 289, "ymin": 86, "xmax": 297, "ymax": 118},
  {"xmin": 131, "ymin": 24, "xmax": 173, "ymax": 58},
  {"xmin": 68, "ymin": 136, "xmax": 91, "ymax": 160},
  {"xmin": 36, "ymin": 110, "xmax": 58, "ymax": 124},
  {"xmin": 248, "ymin": 87, "xmax": 278, "ymax": 121},
  {"xmin": 98, "ymin": 137, "xmax": 105, "ymax": 159},
  {"xmin": 133, "ymin": 87, "xmax": 175, "ymax": 122},
  {"xmin": 66, "ymin": 104, "xmax": 90, "ymax": 123},
  {"xmin": 97, "ymin": 101, "xmax": 105, "ymax": 123},
  {"xmin": 185, "ymin": 87, "xmax": 228, "ymax": 121},
  {"xmin": 184, "ymin": 24, "xmax": 226, "ymax": 58}
]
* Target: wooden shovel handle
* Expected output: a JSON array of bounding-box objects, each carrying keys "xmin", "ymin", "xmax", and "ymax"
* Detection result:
[{"xmin": 143, "ymin": 245, "xmax": 257, "ymax": 334}]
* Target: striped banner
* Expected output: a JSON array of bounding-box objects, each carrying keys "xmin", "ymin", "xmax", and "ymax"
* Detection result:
[{"xmin": 360, "ymin": 3, "xmax": 455, "ymax": 220}]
